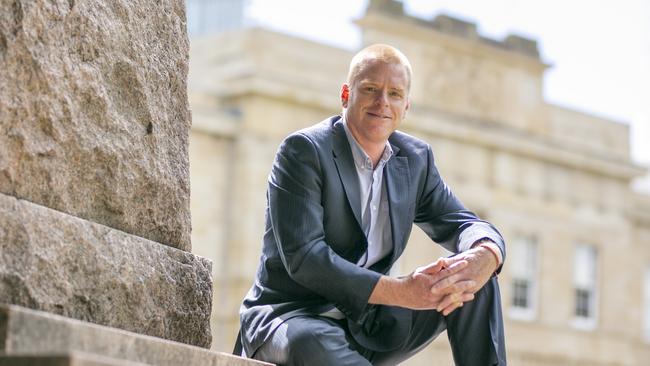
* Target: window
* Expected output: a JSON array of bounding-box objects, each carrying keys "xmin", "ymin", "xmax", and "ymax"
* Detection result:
[
  {"xmin": 643, "ymin": 268, "xmax": 650, "ymax": 343},
  {"xmin": 509, "ymin": 235, "xmax": 538, "ymax": 320},
  {"xmin": 572, "ymin": 244, "xmax": 598, "ymax": 329}
]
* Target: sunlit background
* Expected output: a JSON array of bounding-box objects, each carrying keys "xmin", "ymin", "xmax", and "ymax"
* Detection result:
[
  {"xmin": 185, "ymin": 1, "xmax": 650, "ymax": 365},
  {"xmin": 188, "ymin": 0, "xmax": 650, "ymax": 189}
]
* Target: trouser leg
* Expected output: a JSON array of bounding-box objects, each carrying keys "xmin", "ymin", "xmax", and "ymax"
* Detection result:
[
  {"xmin": 369, "ymin": 309, "xmax": 446, "ymax": 366},
  {"xmin": 371, "ymin": 276, "xmax": 506, "ymax": 366},
  {"xmin": 252, "ymin": 316, "xmax": 373, "ymax": 366},
  {"xmin": 446, "ymin": 276, "xmax": 506, "ymax": 366}
]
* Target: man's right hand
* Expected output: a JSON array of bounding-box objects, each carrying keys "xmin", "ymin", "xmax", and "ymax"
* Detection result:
[{"xmin": 368, "ymin": 257, "xmax": 476, "ymax": 310}]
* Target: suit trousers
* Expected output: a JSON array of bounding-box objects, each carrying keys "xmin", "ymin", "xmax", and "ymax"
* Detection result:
[{"xmin": 252, "ymin": 277, "xmax": 506, "ymax": 366}]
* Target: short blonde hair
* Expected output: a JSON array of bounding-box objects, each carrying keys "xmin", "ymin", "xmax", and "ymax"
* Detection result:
[{"xmin": 346, "ymin": 44, "xmax": 412, "ymax": 91}]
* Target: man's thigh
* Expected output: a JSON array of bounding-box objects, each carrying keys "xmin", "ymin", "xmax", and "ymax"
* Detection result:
[
  {"xmin": 370, "ymin": 308, "xmax": 447, "ymax": 366},
  {"xmin": 253, "ymin": 316, "xmax": 372, "ymax": 366},
  {"xmin": 372, "ymin": 276, "xmax": 505, "ymax": 366}
]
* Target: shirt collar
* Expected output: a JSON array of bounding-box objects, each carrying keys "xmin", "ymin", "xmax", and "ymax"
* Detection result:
[{"xmin": 341, "ymin": 115, "xmax": 393, "ymax": 171}]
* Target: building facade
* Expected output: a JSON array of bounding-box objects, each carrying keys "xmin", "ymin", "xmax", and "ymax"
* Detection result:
[{"xmin": 187, "ymin": 1, "xmax": 650, "ymax": 364}]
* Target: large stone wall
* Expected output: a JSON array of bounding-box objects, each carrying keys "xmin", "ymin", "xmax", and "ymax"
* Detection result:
[
  {"xmin": 0, "ymin": 0, "xmax": 191, "ymax": 250},
  {"xmin": 0, "ymin": 0, "xmax": 222, "ymax": 355}
]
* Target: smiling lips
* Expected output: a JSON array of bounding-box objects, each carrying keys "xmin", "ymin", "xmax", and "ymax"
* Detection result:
[{"xmin": 367, "ymin": 111, "xmax": 392, "ymax": 119}]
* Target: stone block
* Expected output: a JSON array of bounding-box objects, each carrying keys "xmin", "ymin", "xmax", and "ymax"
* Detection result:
[
  {"xmin": 0, "ymin": 193, "xmax": 211, "ymax": 347},
  {"xmin": 0, "ymin": 0, "xmax": 191, "ymax": 250},
  {"xmin": 0, "ymin": 305, "xmax": 272, "ymax": 366}
]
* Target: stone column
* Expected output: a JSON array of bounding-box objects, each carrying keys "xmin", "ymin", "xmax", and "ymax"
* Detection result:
[{"xmin": 0, "ymin": 0, "xmax": 211, "ymax": 350}]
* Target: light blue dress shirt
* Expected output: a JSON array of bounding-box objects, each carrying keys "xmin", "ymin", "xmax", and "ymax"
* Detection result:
[{"xmin": 342, "ymin": 119, "xmax": 394, "ymax": 268}]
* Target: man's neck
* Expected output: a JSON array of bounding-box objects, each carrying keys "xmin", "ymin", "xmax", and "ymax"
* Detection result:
[
  {"xmin": 341, "ymin": 117, "xmax": 388, "ymax": 169},
  {"xmin": 360, "ymin": 143, "xmax": 386, "ymax": 169}
]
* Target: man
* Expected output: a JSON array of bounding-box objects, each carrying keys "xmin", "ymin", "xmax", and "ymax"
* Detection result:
[{"xmin": 236, "ymin": 44, "xmax": 506, "ymax": 365}]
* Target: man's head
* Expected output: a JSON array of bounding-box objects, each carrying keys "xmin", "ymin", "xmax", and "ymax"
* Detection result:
[
  {"xmin": 341, "ymin": 44, "xmax": 412, "ymax": 149},
  {"xmin": 345, "ymin": 44, "xmax": 412, "ymax": 92}
]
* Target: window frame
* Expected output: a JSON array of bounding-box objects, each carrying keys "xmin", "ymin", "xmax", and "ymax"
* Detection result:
[
  {"xmin": 508, "ymin": 234, "xmax": 539, "ymax": 321},
  {"xmin": 571, "ymin": 244, "xmax": 599, "ymax": 330}
]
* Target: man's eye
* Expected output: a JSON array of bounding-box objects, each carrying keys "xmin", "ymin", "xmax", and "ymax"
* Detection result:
[
  {"xmin": 365, "ymin": 87, "xmax": 376, "ymax": 92},
  {"xmin": 390, "ymin": 91, "xmax": 403, "ymax": 98}
]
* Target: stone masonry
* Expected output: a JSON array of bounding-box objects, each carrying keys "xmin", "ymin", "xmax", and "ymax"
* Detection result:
[
  {"xmin": 0, "ymin": 0, "xmax": 191, "ymax": 250},
  {"xmin": 0, "ymin": 193, "xmax": 212, "ymax": 347}
]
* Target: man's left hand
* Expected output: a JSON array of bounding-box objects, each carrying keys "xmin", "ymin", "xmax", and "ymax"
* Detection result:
[{"xmin": 427, "ymin": 245, "xmax": 498, "ymax": 316}]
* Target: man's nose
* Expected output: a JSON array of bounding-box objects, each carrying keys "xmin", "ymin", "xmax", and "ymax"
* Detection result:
[{"xmin": 374, "ymin": 90, "xmax": 389, "ymax": 106}]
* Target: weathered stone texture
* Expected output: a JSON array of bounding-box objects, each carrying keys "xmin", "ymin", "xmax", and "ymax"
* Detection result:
[
  {"xmin": 0, "ymin": 193, "xmax": 212, "ymax": 347},
  {"xmin": 0, "ymin": 305, "xmax": 272, "ymax": 366},
  {"xmin": 0, "ymin": 0, "xmax": 191, "ymax": 250}
]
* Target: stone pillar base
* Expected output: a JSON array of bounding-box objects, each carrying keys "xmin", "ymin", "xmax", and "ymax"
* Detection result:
[{"xmin": 0, "ymin": 193, "xmax": 211, "ymax": 347}]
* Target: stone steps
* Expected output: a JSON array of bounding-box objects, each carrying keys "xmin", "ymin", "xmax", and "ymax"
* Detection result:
[{"xmin": 0, "ymin": 305, "xmax": 271, "ymax": 366}]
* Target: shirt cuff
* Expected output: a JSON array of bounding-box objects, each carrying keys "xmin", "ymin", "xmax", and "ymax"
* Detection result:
[{"xmin": 458, "ymin": 222, "xmax": 498, "ymax": 252}]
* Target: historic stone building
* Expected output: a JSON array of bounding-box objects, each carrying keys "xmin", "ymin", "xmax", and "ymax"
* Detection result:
[{"xmin": 188, "ymin": 1, "xmax": 650, "ymax": 364}]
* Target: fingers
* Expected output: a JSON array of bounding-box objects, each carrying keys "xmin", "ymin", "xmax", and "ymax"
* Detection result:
[
  {"xmin": 438, "ymin": 292, "xmax": 475, "ymax": 315},
  {"xmin": 441, "ymin": 302, "xmax": 462, "ymax": 316},
  {"xmin": 440, "ymin": 302, "xmax": 462, "ymax": 316},
  {"xmin": 439, "ymin": 259, "xmax": 468, "ymax": 276},
  {"xmin": 436, "ymin": 281, "xmax": 474, "ymax": 311},
  {"xmin": 431, "ymin": 279, "xmax": 476, "ymax": 300},
  {"xmin": 415, "ymin": 256, "xmax": 468, "ymax": 277},
  {"xmin": 429, "ymin": 260, "xmax": 471, "ymax": 293},
  {"xmin": 415, "ymin": 258, "xmax": 444, "ymax": 275},
  {"xmin": 439, "ymin": 256, "xmax": 465, "ymax": 269}
]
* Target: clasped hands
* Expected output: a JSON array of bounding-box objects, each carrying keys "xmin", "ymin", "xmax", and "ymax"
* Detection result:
[{"xmin": 410, "ymin": 246, "xmax": 498, "ymax": 315}]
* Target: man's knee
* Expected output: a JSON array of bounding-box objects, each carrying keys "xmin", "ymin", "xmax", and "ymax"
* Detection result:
[
  {"xmin": 470, "ymin": 275, "xmax": 499, "ymax": 305},
  {"xmin": 256, "ymin": 317, "xmax": 371, "ymax": 365},
  {"xmin": 284, "ymin": 321, "xmax": 344, "ymax": 362},
  {"xmin": 446, "ymin": 276, "xmax": 501, "ymax": 330}
]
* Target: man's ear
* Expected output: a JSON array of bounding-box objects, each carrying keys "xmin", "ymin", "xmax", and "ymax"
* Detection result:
[
  {"xmin": 341, "ymin": 84, "xmax": 349, "ymax": 108},
  {"xmin": 404, "ymin": 98, "xmax": 411, "ymax": 116}
]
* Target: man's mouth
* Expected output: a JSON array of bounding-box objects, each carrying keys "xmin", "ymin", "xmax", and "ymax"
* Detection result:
[{"xmin": 367, "ymin": 112, "xmax": 391, "ymax": 119}]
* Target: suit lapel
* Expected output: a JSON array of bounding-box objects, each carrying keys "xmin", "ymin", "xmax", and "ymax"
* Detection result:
[
  {"xmin": 331, "ymin": 118, "xmax": 412, "ymax": 261},
  {"xmin": 331, "ymin": 119, "xmax": 363, "ymax": 228},
  {"xmin": 385, "ymin": 145, "xmax": 411, "ymax": 263}
]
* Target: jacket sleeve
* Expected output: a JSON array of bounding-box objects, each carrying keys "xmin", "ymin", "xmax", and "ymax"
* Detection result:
[
  {"xmin": 267, "ymin": 132, "xmax": 381, "ymax": 323},
  {"xmin": 414, "ymin": 145, "xmax": 506, "ymax": 271}
]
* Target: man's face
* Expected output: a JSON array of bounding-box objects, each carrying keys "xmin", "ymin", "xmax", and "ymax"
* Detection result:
[{"xmin": 342, "ymin": 59, "xmax": 410, "ymax": 147}]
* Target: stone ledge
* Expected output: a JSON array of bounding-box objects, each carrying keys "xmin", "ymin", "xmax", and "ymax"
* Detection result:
[
  {"xmin": 0, "ymin": 305, "xmax": 271, "ymax": 366},
  {"xmin": 0, "ymin": 351, "xmax": 149, "ymax": 366},
  {"xmin": 0, "ymin": 193, "xmax": 212, "ymax": 347}
]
